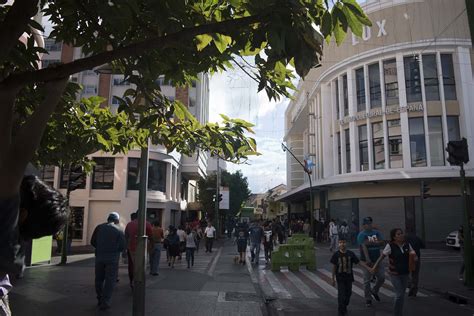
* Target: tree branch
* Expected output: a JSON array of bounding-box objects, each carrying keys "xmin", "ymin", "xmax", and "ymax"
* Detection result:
[
  {"xmin": 0, "ymin": 83, "xmax": 22, "ymax": 159},
  {"xmin": 0, "ymin": 0, "xmax": 39, "ymax": 64},
  {"xmin": 3, "ymin": 13, "xmax": 270, "ymax": 86}
]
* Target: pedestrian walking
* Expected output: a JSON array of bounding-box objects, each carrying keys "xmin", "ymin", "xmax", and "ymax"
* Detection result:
[
  {"xmin": 90, "ymin": 212, "xmax": 125, "ymax": 310},
  {"xmin": 236, "ymin": 228, "xmax": 248, "ymax": 264},
  {"xmin": 263, "ymin": 222, "xmax": 274, "ymax": 263},
  {"xmin": 177, "ymin": 225, "xmax": 186, "ymax": 260},
  {"xmin": 329, "ymin": 219, "xmax": 339, "ymax": 252},
  {"xmin": 149, "ymin": 220, "xmax": 164, "ymax": 276},
  {"xmin": 339, "ymin": 221, "xmax": 349, "ymax": 241},
  {"xmin": 356, "ymin": 217, "xmax": 385, "ymax": 307},
  {"xmin": 249, "ymin": 221, "xmax": 264, "ymax": 265},
  {"xmin": 331, "ymin": 238, "xmax": 371, "ymax": 316},
  {"xmin": 166, "ymin": 226, "xmax": 180, "ymax": 268},
  {"xmin": 405, "ymin": 232, "xmax": 425, "ymax": 297},
  {"xmin": 185, "ymin": 228, "xmax": 197, "ymax": 268},
  {"xmin": 124, "ymin": 211, "xmax": 153, "ymax": 288},
  {"xmin": 195, "ymin": 226, "xmax": 203, "ymax": 253},
  {"xmin": 458, "ymin": 216, "xmax": 474, "ymax": 281},
  {"xmin": 204, "ymin": 222, "xmax": 216, "ymax": 253},
  {"xmin": 373, "ymin": 228, "xmax": 417, "ymax": 316}
]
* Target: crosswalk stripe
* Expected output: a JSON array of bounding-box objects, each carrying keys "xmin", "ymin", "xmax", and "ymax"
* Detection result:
[
  {"xmin": 317, "ymin": 269, "xmax": 365, "ymax": 298},
  {"xmin": 261, "ymin": 269, "xmax": 292, "ymax": 299},
  {"xmin": 300, "ymin": 270, "xmax": 338, "ymax": 298},
  {"xmin": 282, "ymin": 271, "xmax": 319, "ymax": 298}
]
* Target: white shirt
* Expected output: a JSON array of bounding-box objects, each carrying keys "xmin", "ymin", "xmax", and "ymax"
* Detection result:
[
  {"xmin": 177, "ymin": 229, "xmax": 186, "ymax": 242},
  {"xmin": 205, "ymin": 226, "xmax": 216, "ymax": 238},
  {"xmin": 382, "ymin": 243, "xmax": 414, "ymax": 256},
  {"xmin": 329, "ymin": 222, "xmax": 338, "ymax": 236}
]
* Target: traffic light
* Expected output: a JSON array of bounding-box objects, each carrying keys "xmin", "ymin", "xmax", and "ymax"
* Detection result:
[
  {"xmin": 69, "ymin": 165, "xmax": 86, "ymax": 191},
  {"xmin": 212, "ymin": 194, "xmax": 216, "ymax": 202},
  {"xmin": 446, "ymin": 138, "xmax": 469, "ymax": 166},
  {"xmin": 421, "ymin": 181, "xmax": 430, "ymax": 199},
  {"xmin": 218, "ymin": 194, "xmax": 223, "ymax": 202}
]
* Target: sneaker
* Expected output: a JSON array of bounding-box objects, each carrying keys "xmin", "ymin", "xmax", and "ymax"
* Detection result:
[
  {"xmin": 366, "ymin": 300, "xmax": 372, "ymax": 307},
  {"xmin": 99, "ymin": 303, "xmax": 111, "ymax": 310},
  {"xmin": 371, "ymin": 290, "xmax": 380, "ymax": 302}
]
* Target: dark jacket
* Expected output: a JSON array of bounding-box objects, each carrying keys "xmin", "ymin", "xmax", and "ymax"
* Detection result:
[{"xmin": 91, "ymin": 222, "xmax": 125, "ymax": 262}]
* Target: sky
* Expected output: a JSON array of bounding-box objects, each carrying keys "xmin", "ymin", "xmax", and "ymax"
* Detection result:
[{"xmin": 208, "ymin": 67, "xmax": 290, "ymax": 194}]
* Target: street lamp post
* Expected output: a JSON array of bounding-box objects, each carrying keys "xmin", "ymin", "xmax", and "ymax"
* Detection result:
[{"xmin": 281, "ymin": 143, "xmax": 315, "ymax": 238}]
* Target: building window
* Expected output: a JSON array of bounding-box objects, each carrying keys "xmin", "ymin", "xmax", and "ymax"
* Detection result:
[
  {"xmin": 334, "ymin": 79, "xmax": 340, "ymax": 119},
  {"xmin": 148, "ymin": 160, "xmax": 167, "ymax": 192},
  {"xmin": 127, "ymin": 158, "xmax": 140, "ymax": 190},
  {"xmin": 359, "ymin": 125, "xmax": 369, "ymax": 171},
  {"xmin": 404, "ymin": 56, "xmax": 422, "ymax": 103},
  {"xmin": 447, "ymin": 116, "xmax": 460, "ymax": 141},
  {"xmin": 92, "ymin": 158, "xmax": 115, "ymax": 189},
  {"xmin": 39, "ymin": 165, "xmax": 55, "ymax": 187},
  {"xmin": 44, "ymin": 38, "xmax": 62, "ymax": 51},
  {"xmin": 342, "ymin": 74, "xmax": 349, "ymax": 116},
  {"xmin": 368, "ymin": 63, "xmax": 381, "ymax": 108},
  {"xmin": 422, "ymin": 54, "xmax": 440, "ymax": 101},
  {"xmin": 441, "ymin": 54, "xmax": 457, "ymax": 100},
  {"xmin": 155, "ymin": 76, "xmax": 172, "ymax": 86},
  {"xmin": 337, "ymin": 132, "xmax": 341, "ymax": 174},
  {"xmin": 383, "ymin": 59, "xmax": 398, "ymax": 106},
  {"xmin": 111, "ymin": 96, "xmax": 120, "ymax": 105},
  {"xmin": 409, "ymin": 117, "xmax": 427, "ymax": 167},
  {"xmin": 70, "ymin": 206, "xmax": 84, "ymax": 240},
  {"xmin": 372, "ymin": 122, "xmax": 385, "ymax": 169},
  {"xmin": 82, "ymin": 85, "xmax": 97, "ymax": 95},
  {"xmin": 387, "ymin": 119, "xmax": 403, "ymax": 168},
  {"xmin": 355, "ymin": 68, "xmax": 366, "ymax": 112},
  {"xmin": 428, "ymin": 116, "xmax": 444, "ymax": 166},
  {"xmin": 113, "ymin": 77, "xmax": 130, "ymax": 86},
  {"xmin": 127, "ymin": 158, "xmax": 167, "ymax": 192},
  {"xmin": 60, "ymin": 166, "xmax": 86, "ymax": 189},
  {"xmin": 345, "ymin": 129, "xmax": 351, "ymax": 173},
  {"xmin": 42, "ymin": 59, "xmax": 61, "ymax": 68}
]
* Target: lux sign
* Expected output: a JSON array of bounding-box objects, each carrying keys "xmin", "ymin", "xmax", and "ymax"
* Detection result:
[{"xmin": 352, "ymin": 19, "xmax": 387, "ymax": 45}]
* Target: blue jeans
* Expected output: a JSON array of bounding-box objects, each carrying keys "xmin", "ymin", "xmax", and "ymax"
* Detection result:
[
  {"xmin": 150, "ymin": 243, "xmax": 162, "ymax": 274},
  {"xmin": 250, "ymin": 242, "xmax": 261, "ymax": 263},
  {"xmin": 95, "ymin": 260, "xmax": 119, "ymax": 307},
  {"xmin": 362, "ymin": 261, "xmax": 385, "ymax": 301},
  {"xmin": 391, "ymin": 274, "xmax": 409, "ymax": 316},
  {"xmin": 186, "ymin": 247, "xmax": 195, "ymax": 267}
]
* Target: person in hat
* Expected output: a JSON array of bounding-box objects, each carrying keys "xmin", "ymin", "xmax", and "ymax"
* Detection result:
[
  {"xmin": 356, "ymin": 216, "xmax": 385, "ymax": 308},
  {"xmin": 91, "ymin": 212, "xmax": 125, "ymax": 310}
]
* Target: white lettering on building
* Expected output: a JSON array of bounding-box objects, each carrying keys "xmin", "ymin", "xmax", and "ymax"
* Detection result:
[
  {"xmin": 338, "ymin": 104, "xmax": 424, "ymax": 126},
  {"xmin": 352, "ymin": 19, "xmax": 387, "ymax": 46}
]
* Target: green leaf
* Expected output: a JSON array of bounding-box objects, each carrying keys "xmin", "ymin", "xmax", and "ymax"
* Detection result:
[
  {"xmin": 342, "ymin": 5, "xmax": 362, "ymax": 37},
  {"xmin": 213, "ymin": 33, "xmax": 232, "ymax": 53},
  {"xmin": 196, "ymin": 34, "xmax": 213, "ymax": 51}
]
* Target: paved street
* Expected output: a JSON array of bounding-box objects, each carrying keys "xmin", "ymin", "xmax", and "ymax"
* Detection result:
[
  {"xmin": 7, "ymin": 239, "xmax": 474, "ymax": 315},
  {"xmin": 9, "ymin": 240, "xmax": 265, "ymax": 316}
]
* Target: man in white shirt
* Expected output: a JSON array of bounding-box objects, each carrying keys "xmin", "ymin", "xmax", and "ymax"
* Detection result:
[
  {"xmin": 176, "ymin": 226, "xmax": 186, "ymax": 260},
  {"xmin": 204, "ymin": 222, "xmax": 216, "ymax": 253},
  {"xmin": 329, "ymin": 219, "xmax": 339, "ymax": 252}
]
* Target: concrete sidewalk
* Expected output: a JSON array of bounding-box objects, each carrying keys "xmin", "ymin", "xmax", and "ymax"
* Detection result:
[{"xmin": 9, "ymin": 239, "xmax": 266, "ymax": 316}]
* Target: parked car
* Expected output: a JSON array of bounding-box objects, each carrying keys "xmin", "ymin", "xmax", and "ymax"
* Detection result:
[{"xmin": 446, "ymin": 230, "xmax": 461, "ymax": 249}]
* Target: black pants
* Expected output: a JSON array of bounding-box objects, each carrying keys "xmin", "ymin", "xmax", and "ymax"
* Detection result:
[
  {"xmin": 409, "ymin": 259, "xmax": 421, "ymax": 295},
  {"xmin": 205, "ymin": 237, "xmax": 214, "ymax": 252},
  {"xmin": 337, "ymin": 278, "xmax": 352, "ymax": 315},
  {"xmin": 264, "ymin": 242, "xmax": 273, "ymax": 261}
]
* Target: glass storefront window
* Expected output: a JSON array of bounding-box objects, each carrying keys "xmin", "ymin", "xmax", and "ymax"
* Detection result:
[
  {"xmin": 404, "ymin": 56, "xmax": 422, "ymax": 103},
  {"xmin": 359, "ymin": 125, "xmax": 369, "ymax": 171},
  {"xmin": 369, "ymin": 63, "xmax": 381, "ymax": 108},
  {"xmin": 441, "ymin": 54, "xmax": 457, "ymax": 100},
  {"xmin": 372, "ymin": 122, "xmax": 385, "ymax": 169},
  {"xmin": 355, "ymin": 68, "xmax": 366, "ymax": 112},
  {"xmin": 409, "ymin": 117, "xmax": 427, "ymax": 167},
  {"xmin": 422, "ymin": 54, "xmax": 440, "ymax": 101},
  {"xmin": 343, "ymin": 74, "xmax": 349, "ymax": 116},
  {"xmin": 92, "ymin": 157, "xmax": 115, "ymax": 189},
  {"xmin": 127, "ymin": 158, "xmax": 167, "ymax": 192},
  {"xmin": 428, "ymin": 116, "xmax": 444, "ymax": 166},
  {"xmin": 447, "ymin": 116, "xmax": 460, "ymax": 141},
  {"xmin": 387, "ymin": 119, "xmax": 403, "ymax": 168},
  {"xmin": 383, "ymin": 59, "xmax": 398, "ymax": 106},
  {"xmin": 345, "ymin": 129, "xmax": 351, "ymax": 173},
  {"xmin": 334, "ymin": 79, "xmax": 340, "ymax": 119}
]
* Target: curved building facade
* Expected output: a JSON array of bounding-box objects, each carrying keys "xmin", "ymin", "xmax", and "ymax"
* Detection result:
[{"xmin": 281, "ymin": 0, "xmax": 474, "ymax": 240}]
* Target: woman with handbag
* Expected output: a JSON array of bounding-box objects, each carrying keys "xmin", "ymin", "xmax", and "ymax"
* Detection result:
[{"xmin": 372, "ymin": 228, "xmax": 417, "ymax": 316}]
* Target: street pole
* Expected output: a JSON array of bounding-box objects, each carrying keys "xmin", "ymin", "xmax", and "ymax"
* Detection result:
[
  {"xmin": 281, "ymin": 143, "xmax": 315, "ymax": 238},
  {"xmin": 215, "ymin": 157, "xmax": 220, "ymax": 237},
  {"xmin": 460, "ymin": 164, "xmax": 473, "ymax": 287},
  {"xmin": 133, "ymin": 142, "xmax": 149, "ymax": 316},
  {"xmin": 420, "ymin": 181, "xmax": 426, "ymax": 244},
  {"xmin": 60, "ymin": 162, "xmax": 72, "ymax": 265}
]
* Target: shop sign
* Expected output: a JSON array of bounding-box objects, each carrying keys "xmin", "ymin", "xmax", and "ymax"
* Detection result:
[
  {"xmin": 352, "ymin": 19, "xmax": 387, "ymax": 45},
  {"xmin": 338, "ymin": 103, "xmax": 423, "ymax": 126}
]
